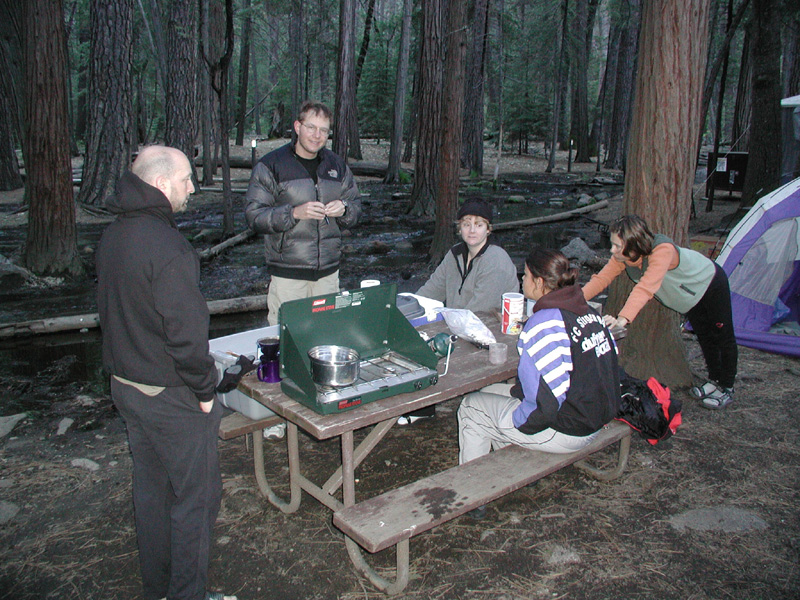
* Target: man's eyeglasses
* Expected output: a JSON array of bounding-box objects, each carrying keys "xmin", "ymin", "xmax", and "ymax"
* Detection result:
[{"xmin": 301, "ymin": 122, "xmax": 330, "ymax": 137}]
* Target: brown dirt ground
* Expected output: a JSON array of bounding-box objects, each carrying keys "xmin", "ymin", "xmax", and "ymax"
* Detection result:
[{"xmin": 1, "ymin": 142, "xmax": 798, "ymax": 599}]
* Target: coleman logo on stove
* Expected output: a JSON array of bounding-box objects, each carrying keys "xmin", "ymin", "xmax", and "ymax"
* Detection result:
[
  {"xmin": 311, "ymin": 298, "xmax": 335, "ymax": 313},
  {"xmin": 338, "ymin": 397, "xmax": 362, "ymax": 410}
]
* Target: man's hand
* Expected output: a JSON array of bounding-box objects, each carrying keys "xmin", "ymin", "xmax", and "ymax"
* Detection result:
[
  {"xmin": 324, "ymin": 200, "xmax": 346, "ymax": 218},
  {"xmin": 292, "ymin": 201, "xmax": 326, "ymax": 220},
  {"xmin": 603, "ymin": 314, "xmax": 628, "ymax": 329},
  {"xmin": 199, "ymin": 398, "xmax": 214, "ymax": 413}
]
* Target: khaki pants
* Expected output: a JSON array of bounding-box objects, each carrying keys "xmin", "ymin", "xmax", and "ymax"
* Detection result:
[
  {"xmin": 457, "ymin": 383, "xmax": 598, "ymax": 464},
  {"xmin": 267, "ymin": 271, "xmax": 340, "ymax": 326}
]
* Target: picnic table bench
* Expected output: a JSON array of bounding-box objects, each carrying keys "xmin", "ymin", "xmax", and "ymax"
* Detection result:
[{"xmin": 332, "ymin": 419, "xmax": 631, "ymax": 593}]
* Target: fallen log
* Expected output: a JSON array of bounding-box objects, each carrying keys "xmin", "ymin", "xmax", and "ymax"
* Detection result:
[
  {"xmin": 491, "ymin": 199, "xmax": 610, "ymax": 232},
  {"xmin": 198, "ymin": 228, "xmax": 256, "ymax": 260},
  {"xmin": 0, "ymin": 295, "xmax": 268, "ymax": 339}
]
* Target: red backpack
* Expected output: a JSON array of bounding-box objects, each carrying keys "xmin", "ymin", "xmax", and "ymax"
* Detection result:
[{"xmin": 616, "ymin": 371, "xmax": 682, "ymax": 445}]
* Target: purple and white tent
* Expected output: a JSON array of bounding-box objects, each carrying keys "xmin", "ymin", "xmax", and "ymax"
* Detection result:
[{"xmin": 716, "ymin": 177, "xmax": 800, "ymax": 356}]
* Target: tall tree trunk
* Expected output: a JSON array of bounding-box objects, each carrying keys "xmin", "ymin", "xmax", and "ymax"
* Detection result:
[
  {"xmin": 252, "ymin": 47, "xmax": 262, "ymax": 136},
  {"xmin": 74, "ymin": 26, "xmax": 90, "ymax": 144},
  {"xmin": 696, "ymin": 0, "xmax": 750, "ymax": 167},
  {"xmin": 384, "ymin": 0, "xmax": 413, "ymax": 184},
  {"xmin": 0, "ymin": 104, "xmax": 22, "ymax": 191},
  {"xmin": 0, "ymin": 0, "xmax": 26, "ymax": 179},
  {"xmin": 290, "ymin": 0, "xmax": 305, "ymax": 118},
  {"xmin": 355, "ymin": 0, "xmax": 377, "ymax": 89},
  {"xmin": 546, "ymin": 0, "xmax": 570, "ymax": 173},
  {"xmin": 461, "ymin": 0, "xmax": 490, "ymax": 175},
  {"xmin": 410, "ymin": 0, "xmax": 445, "ymax": 216},
  {"xmin": 22, "ymin": 0, "xmax": 83, "ymax": 276},
  {"xmin": 200, "ymin": 0, "xmax": 235, "ymax": 237},
  {"xmin": 781, "ymin": 13, "xmax": 800, "ymax": 181},
  {"xmin": 611, "ymin": 0, "xmax": 711, "ymax": 387},
  {"xmin": 731, "ymin": 30, "xmax": 752, "ymax": 151},
  {"xmin": 705, "ymin": 0, "xmax": 735, "ymax": 213},
  {"xmin": 570, "ymin": 0, "xmax": 594, "ymax": 163},
  {"xmin": 604, "ymin": 0, "xmax": 641, "ymax": 171},
  {"xmin": 740, "ymin": 0, "xmax": 782, "ymax": 206},
  {"xmin": 430, "ymin": 0, "xmax": 468, "ymax": 265},
  {"xmin": 164, "ymin": 0, "xmax": 198, "ymax": 182},
  {"xmin": 591, "ymin": 16, "xmax": 618, "ymax": 164},
  {"xmin": 76, "ymin": 0, "xmax": 134, "ymax": 207},
  {"xmin": 235, "ymin": 0, "xmax": 252, "ymax": 146},
  {"xmin": 334, "ymin": 0, "xmax": 359, "ymax": 160}
]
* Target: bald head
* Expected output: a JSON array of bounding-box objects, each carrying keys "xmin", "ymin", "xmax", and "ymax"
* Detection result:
[
  {"xmin": 132, "ymin": 146, "xmax": 186, "ymax": 185},
  {"xmin": 132, "ymin": 145, "xmax": 195, "ymax": 212}
]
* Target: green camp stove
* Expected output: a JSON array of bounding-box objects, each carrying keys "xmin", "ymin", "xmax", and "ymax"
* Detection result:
[{"xmin": 278, "ymin": 283, "xmax": 440, "ymax": 414}]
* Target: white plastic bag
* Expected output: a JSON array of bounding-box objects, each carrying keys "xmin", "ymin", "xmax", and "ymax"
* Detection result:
[{"xmin": 438, "ymin": 308, "xmax": 496, "ymax": 347}]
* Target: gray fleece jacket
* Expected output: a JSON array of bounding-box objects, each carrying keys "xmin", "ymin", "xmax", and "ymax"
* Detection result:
[{"xmin": 416, "ymin": 240, "xmax": 520, "ymax": 313}]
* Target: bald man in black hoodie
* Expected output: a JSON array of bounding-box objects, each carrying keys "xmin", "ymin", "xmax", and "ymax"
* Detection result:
[{"xmin": 96, "ymin": 146, "xmax": 234, "ymax": 600}]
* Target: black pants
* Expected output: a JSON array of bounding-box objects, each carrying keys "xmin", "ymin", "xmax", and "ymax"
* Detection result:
[
  {"xmin": 112, "ymin": 379, "xmax": 223, "ymax": 600},
  {"xmin": 686, "ymin": 263, "xmax": 738, "ymax": 389}
]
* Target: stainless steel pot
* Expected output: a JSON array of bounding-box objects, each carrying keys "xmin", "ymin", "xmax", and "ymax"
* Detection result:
[{"xmin": 308, "ymin": 345, "xmax": 360, "ymax": 387}]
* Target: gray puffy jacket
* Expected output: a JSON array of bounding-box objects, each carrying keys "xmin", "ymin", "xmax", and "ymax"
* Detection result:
[{"xmin": 245, "ymin": 143, "xmax": 361, "ymax": 280}]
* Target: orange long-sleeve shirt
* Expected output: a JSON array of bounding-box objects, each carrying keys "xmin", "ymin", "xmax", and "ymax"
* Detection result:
[{"xmin": 582, "ymin": 243, "xmax": 680, "ymax": 323}]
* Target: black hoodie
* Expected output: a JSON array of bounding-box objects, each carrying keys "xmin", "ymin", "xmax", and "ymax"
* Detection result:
[{"xmin": 96, "ymin": 172, "xmax": 217, "ymax": 401}]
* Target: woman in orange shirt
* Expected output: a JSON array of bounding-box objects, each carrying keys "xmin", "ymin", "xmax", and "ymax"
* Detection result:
[{"xmin": 583, "ymin": 215, "xmax": 738, "ymax": 409}]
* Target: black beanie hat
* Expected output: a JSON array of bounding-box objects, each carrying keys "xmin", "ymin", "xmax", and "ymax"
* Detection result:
[{"xmin": 457, "ymin": 199, "xmax": 493, "ymax": 224}]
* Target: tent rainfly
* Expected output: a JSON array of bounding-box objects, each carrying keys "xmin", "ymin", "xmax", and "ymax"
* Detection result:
[{"xmin": 716, "ymin": 177, "xmax": 800, "ymax": 356}]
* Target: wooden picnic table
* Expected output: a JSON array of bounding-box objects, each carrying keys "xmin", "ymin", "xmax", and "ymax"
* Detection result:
[{"xmin": 237, "ymin": 312, "xmax": 631, "ymax": 594}]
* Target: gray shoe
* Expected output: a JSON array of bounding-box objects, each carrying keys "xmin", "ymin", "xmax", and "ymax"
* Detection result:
[
  {"xmin": 690, "ymin": 381, "xmax": 719, "ymax": 400},
  {"xmin": 702, "ymin": 387, "xmax": 734, "ymax": 409}
]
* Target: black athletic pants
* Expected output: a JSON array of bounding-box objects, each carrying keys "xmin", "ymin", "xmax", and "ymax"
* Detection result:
[
  {"xmin": 112, "ymin": 378, "xmax": 223, "ymax": 600},
  {"xmin": 686, "ymin": 263, "xmax": 738, "ymax": 389}
]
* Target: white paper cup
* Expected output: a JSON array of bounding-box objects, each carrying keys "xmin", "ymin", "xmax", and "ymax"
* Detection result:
[
  {"xmin": 488, "ymin": 342, "xmax": 508, "ymax": 365},
  {"xmin": 360, "ymin": 279, "xmax": 380, "ymax": 288}
]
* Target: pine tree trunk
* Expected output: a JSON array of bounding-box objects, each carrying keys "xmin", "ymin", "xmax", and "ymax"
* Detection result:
[
  {"xmin": 741, "ymin": 0, "xmax": 782, "ymax": 206},
  {"xmin": 334, "ymin": 0, "xmax": 358, "ymax": 161},
  {"xmin": 731, "ymin": 31, "xmax": 752, "ymax": 151},
  {"xmin": 570, "ymin": 0, "xmax": 593, "ymax": 163},
  {"xmin": 235, "ymin": 0, "xmax": 252, "ymax": 147},
  {"xmin": 782, "ymin": 14, "xmax": 800, "ymax": 181},
  {"xmin": 0, "ymin": 94, "xmax": 22, "ymax": 191},
  {"xmin": 164, "ymin": 0, "xmax": 198, "ymax": 181},
  {"xmin": 22, "ymin": 0, "xmax": 83, "ymax": 276},
  {"xmin": 461, "ymin": 0, "xmax": 490, "ymax": 175},
  {"xmin": 410, "ymin": 0, "xmax": 445, "ymax": 216},
  {"xmin": 546, "ymin": 0, "xmax": 569, "ymax": 173},
  {"xmin": 604, "ymin": 0, "xmax": 641, "ymax": 171},
  {"xmin": 76, "ymin": 0, "xmax": 133, "ymax": 207},
  {"xmin": 613, "ymin": 0, "xmax": 711, "ymax": 387},
  {"xmin": 384, "ymin": 0, "xmax": 413, "ymax": 184},
  {"xmin": 430, "ymin": 0, "xmax": 468, "ymax": 265},
  {"xmin": 0, "ymin": 0, "xmax": 25, "ymax": 176},
  {"xmin": 290, "ymin": 0, "xmax": 304, "ymax": 119}
]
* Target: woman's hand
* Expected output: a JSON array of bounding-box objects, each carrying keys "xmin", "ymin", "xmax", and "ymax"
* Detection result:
[
  {"xmin": 603, "ymin": 315, "xmax": 628, "ymax": 329},
  {"xmin": 199, "ymin": 398, "xmax": 214, "ymax": 413}
]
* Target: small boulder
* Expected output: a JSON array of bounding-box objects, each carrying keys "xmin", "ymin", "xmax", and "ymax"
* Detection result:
[
  {"xmin": 0, "ymin": 501, "xmax": 20, "ymax": 525},
  {"xmin": 561, "ymin": 238, "xmax": 597, "ymax": 264},
  {"xmin": 57, "ymin": 418, "xmax": 74, "ymax": 436},
  {"xmin": 507, "ymin": 195, "xmax": 526, "ymax": 203},
  {"xmin": 364, "ymin": 240, "xmax": 391, "ymax": 255},
  {"xmin": 576, "ymin": 194, "xmax": 594, "ymax": 207},
  {"xmin": 71, "ymin": 458, "xmax": 101, "ymax": 472},
  {"xmin": 0, "ymin": 413, "xmax": 27, "ymax": 439}
]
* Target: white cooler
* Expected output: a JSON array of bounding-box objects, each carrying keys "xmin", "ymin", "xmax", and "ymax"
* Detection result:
[{"xmin": 209, "ymin": 325, "xmax": 279, "ymax": 420}]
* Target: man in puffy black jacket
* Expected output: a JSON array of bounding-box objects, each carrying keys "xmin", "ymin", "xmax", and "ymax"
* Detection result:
[
  {"xmin": 97, "ymin": 146, "xmax": 234, "ymax": 600},
  {"xmin": 245, "ymin": 100, "xmax": 361, "ymax": 325}
]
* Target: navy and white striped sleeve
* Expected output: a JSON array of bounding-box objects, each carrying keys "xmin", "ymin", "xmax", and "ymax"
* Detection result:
[{"xmin": 513, "ymin": 308, "xmax": 573, "ymax": 428}]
